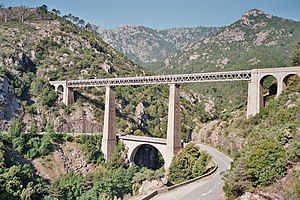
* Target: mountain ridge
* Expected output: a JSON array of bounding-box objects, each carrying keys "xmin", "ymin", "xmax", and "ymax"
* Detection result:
[
  {"xmin": 161, "ymin": 8, "xmax": 300, "ymax": 73},
  {"xmin": 96, "ymin": 24, "xmax": 219, "ymax": 67}
]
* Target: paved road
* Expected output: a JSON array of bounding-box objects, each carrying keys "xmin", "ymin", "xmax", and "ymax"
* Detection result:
[{"xmin": 152, "ymin": 143, "xmax": 232, "ymax": 200}]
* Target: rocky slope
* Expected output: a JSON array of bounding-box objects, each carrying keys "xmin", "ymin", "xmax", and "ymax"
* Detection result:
[
  {"xmin": 156, "ymin": 9, "xmax": 300, "ymax": 117},
  {"xmin": 192, "ymin": 76, "xmax": 300, "ymax": 199},
  {"xmin": 0, "ymin": 6, "xmax": 209, "ymax": 141},
  {"xmin": 161, "ymin": 9, "xmax": 300, "ymax": 73},
  {"xmin": 96, "ymin": 25, "xmax": 219, "ymax": 67}
]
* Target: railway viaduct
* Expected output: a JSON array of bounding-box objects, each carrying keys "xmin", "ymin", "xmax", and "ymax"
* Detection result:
[{"xmin": 50, "ymin": 66, "xmax": 300, "ymax": 168}]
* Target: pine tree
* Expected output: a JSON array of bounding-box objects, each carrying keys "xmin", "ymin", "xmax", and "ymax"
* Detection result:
[{"xmin": 292, "ymin": 42, "xmax": 300, "ymax": 66}]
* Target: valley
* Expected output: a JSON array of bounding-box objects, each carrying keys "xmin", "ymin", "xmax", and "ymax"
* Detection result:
[{"xmin": 0, "ymin": 3, "xmax": 300, "ymax": 200}]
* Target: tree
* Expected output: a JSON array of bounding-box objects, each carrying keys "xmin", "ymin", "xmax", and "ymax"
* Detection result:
[
  {"xmin": 246, "ymin": 140, "xmax": 286, "ymax": 186},
  {"xmin": 169, "ymin": 143, "xmax": 203, "ymax": 183},
  {"xmin": 67, "ymin": 13, "xmax": 72, "ymax": 20},
  {"xmin": 223, "ymin": 157, "xmax": 251, "ymax": 199},
  {"xmin": 85, "ymin": 23, "xmax": 93, "ymax": 30},
  {"xmin": 37, "ymin": 4, "xmax": 48, "ymax": 13},
  {"xmin": 74, "ymin": 16, "xmax": 80, "ymax": 24},
  {"xmin": 9, "ymin": 118, "xmax": 25, "ymax": 137},
  {"xmin": 192, "ymin": 152, "xmax": 209, "ymax": 177},
  {"xmin": 292, "ymin": 42, "xmax": 300, "ymax": 66},
  {"xmin": 51, "ymin": 8, "xmax": 60, "ymax": 16},
  {"xmin": 78, "ymin": 19, "xmax": 85, "ymax": 27}
]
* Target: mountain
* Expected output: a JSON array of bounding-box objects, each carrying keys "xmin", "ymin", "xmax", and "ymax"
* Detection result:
[
  {"xmin": 0, "ymin": 6, "xmax": 217, "ymax": 199},
  {"xmin": 161, "ymin": 9, "xmax": 300, "ymax": 73},
  {"xmin": 149, "ymin": 9, "xmax": 300, "ymax": 117},
  {"xmin": 0, "ymin": 6, "xmax": 209, "ymax": 141},
  {"xmin": 96, "ymin": 25, "xmax": 219, "ymax": 67}
]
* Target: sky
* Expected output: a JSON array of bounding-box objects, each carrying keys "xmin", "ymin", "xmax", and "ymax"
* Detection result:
[{"xmin": 2, "ymin": 0, "xmax": 300, "ymax": 29}]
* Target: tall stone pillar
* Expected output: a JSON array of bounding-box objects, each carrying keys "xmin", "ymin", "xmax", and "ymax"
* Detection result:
[
  {"xmin": 63, "ymin": 87, "xmax": 74, "ymax": 106},
  {"xmin": 101, "ymin": 86, "xmax": 117, "ymax": 161},
  {"xmin": 246, "ymin": 70, "xmax": 261, "ymax": 118},
  {"xmin": 165, "ymin": 84, "xmax": 182, "ymax": 168},
  {"xmin": 276, "ymin": 77, "xmax": 285, "ymax": 98}
]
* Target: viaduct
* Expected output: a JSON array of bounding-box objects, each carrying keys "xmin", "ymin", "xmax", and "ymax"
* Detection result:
[{"xmin": 50, "ymin": 66, "xmax": 300, "ymax": 168}]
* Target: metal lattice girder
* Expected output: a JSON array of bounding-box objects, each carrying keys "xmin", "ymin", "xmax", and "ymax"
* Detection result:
[{"xmin": 66, "ymin": 70, "xmax": 252, "ymax": 87}]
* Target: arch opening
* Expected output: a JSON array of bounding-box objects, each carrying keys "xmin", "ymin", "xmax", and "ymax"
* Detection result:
[
  {"xmin": 56, "ymin": 85, "xmax": 64, "ymax": 102},
  {"xmin": 57, "ymin": 85, "xmax": 64, "ymax": 94},
  {"xmin": 131, "ymin": 144, "xmax": 164, "ymax": 170},
  {"xmin": 259, "ymin": 75, "xmax": 278, "ymax": 107},
  {"xmin": 283, "ymin": 74, "xmax": 299, "ymax": 90}
]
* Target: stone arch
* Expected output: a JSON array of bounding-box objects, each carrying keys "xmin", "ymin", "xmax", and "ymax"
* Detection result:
[
  {"xmin": 129, "ymin": 143, "xmax": 166, "ymax": 169},
  {"xmin": 282, "ymin": 73, "xmax": 299, "ymax": 90},
  {"xmin": 57, "ymin": 85, "xmax": 64, "ymax": 94},
  {"xmin": 259, "ymin": 74, "xmax": 278, "ymax": 107}
]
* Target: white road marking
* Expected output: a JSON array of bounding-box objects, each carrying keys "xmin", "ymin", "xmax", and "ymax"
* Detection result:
[
  {"xmin": 176, "ymin": 168, "xmax": 220, "ymax": 200},
  {"xmin": 201, "ymin": 180, "xmax": 222, "ymax": 196}
]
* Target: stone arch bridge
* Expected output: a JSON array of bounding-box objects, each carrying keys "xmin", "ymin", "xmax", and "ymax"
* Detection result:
[{"xmin": 50, "ymin": 66, "xmax": 300, "ymax": 168}]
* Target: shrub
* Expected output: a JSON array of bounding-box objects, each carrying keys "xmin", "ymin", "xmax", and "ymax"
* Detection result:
[
  {"xmin": 246, "ymin": 140, "xmax": 287, "ymax": 187},
  {"xmin": 169, "ymin": 143, "xmax": 210, "ymax": 184}
]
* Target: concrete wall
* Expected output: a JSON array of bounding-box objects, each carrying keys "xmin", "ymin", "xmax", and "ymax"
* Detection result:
[
  {"xmin": 50, "ymin": 80, "xmax": 74, "ymax": 106},
  {"xmin": 247, "ymin": 67, "xmax": 300, "ymax": 117},
  {"xmin": 122, "ymin": 139, "xmax": 172, "ymax": 169}
]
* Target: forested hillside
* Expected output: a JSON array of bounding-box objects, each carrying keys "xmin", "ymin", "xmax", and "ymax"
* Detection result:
[
  {"xmin": 172, "ymin": 9, "xmax": 300, "ymax": 117},
  {"xmin": 0, "ymin": 5, "xmax": 212, "ymax": 199},
  {"xmin": 0, "ymin": 6, "xmax": 209, "ymax": 141},
  {"xmin": 193, "ymin": 45, "xmax": 300, "ymax": 199}
]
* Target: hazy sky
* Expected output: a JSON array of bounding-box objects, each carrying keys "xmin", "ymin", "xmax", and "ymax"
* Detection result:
[{"xmin": 2, "ymin": 0, "xmax": 300, "ymax": 29}]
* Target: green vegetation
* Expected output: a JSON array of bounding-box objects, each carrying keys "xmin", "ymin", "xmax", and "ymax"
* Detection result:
[
  {"xmin": 0, "ymin": 129, "xmax": 170, "ymax": 199},
  {"xmin": 47, "ymin": 147, "xmax": 137, "ymax": 200},
  {"xmin": 223, "ymin": 76, "xmax": 300, "ymax": 199},
  {"xmin": 0, "ymin": 6, "xmax": 205, "ymax": 142},
  {"xmin": 292, "ymin": 41, "xmax": 300, "ymax": 66},
  {"xmin": 0, "ymin": 133, "xmax": 49, "ymax": 199},
  {"xmin": 158, "ymin": 11, "xmax": 300, "ymax": 117},
  {"xmin": 169, "ymin": 143, "xmax": 213, "ymax": 184},
  {"xmin": 74, "ymin": 134, "xmax": 104, "ymax": 164}
]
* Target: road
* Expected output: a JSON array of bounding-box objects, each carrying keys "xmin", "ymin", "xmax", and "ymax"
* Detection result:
[{"xmin": 152, "ymin": 143, "xmax": 232, "ymax": 200}]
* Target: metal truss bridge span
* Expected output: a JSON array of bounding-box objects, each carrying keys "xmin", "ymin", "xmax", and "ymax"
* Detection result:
[{"xmin": 66, "ymin": 70, "xmax": 252, "ymax": 87}]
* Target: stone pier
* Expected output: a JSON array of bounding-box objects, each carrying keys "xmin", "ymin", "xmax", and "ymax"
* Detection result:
[
  {"xmin": 165, "ymin": 83, "xmax": 182, "ymax": 168},
  {"xmin": 50, "ymin": 66, "xmax": 300, "ymax": 168},
  {"xmin": 101, "ymin": 86, "xmax": 117, "ymax": 160}
]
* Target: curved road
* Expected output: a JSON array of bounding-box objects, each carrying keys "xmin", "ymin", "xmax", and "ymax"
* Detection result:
[{"xmin": 152, "ymin": 143, "xmax": 232, "ymax": 200}]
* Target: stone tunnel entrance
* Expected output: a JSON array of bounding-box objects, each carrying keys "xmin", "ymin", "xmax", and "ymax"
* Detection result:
[{"xmin": 132, "ymin": 144, "xmax": 164, "ymax": 170}]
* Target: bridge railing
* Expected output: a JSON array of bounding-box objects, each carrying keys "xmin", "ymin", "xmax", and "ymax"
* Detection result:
[{"xmin": 66, "ymin": 70, "xmax": 251, "ymax": 87}]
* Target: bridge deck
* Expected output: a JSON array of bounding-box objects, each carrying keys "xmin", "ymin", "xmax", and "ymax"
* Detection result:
[
  {"xmin": 118, "ymin": 135, "xmax": 167, "ymax": 145},
  {"xmin": 66, "ymin": 70, "xmax": 251, "ymax": 87}
]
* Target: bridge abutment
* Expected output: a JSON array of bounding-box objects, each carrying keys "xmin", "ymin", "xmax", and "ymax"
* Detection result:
[
  {"xmin": 247, "ymin": 67, "xmax": 300, "ymax": 117},
  {"xmin": 50, "ymin": 81, "xmax": 74, "ymax": 106},
  {"xmin": 101, "ymin": 86, "xmax": 117, "ymax": 160},
  {"xmin": 166, "ymin": 83, "xmax": 182, "ymax": 168}
]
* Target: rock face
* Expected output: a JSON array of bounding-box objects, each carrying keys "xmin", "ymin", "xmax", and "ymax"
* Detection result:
[
  {"xmin": 160, "ymin": 9, "xmax": 300, "ymax": 74},
  {"xmin": 33, "ymin": 142, "xmax": 95, "ymax": 180},
  {"xmin": 138, "ymin": 178, "xmax": 166, "ymax": 195},
  {"xmin": 96, "ymin": 25, "xmax": 219, "ymax": 67},
  {"xmin": 0, "ymin": 76, "xmax": 19, "ymax": 129}
]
